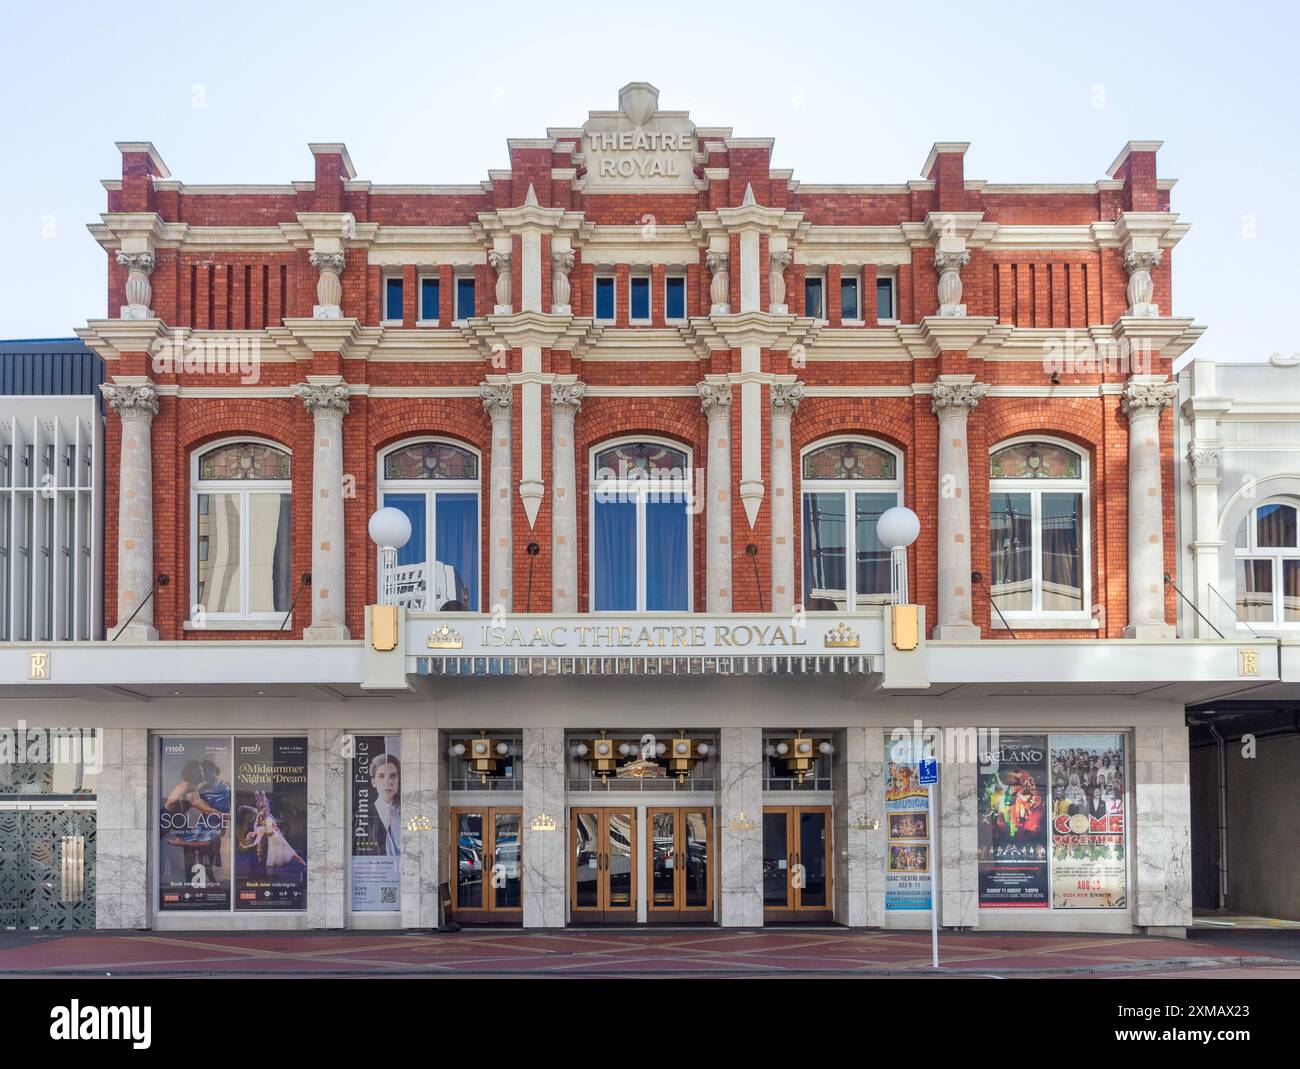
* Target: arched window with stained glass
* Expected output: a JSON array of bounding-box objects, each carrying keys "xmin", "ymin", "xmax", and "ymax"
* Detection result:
[
  {"xmin": 191, "ymin": 440, "xmax": 293, "ymax": 622},
  {"xmin": 800, "ymin": 438, "xmax": 902, "ymax": 612},
  {"xmin": 378, "ymin": 439, "xmax": 480, "ymax": 611}
]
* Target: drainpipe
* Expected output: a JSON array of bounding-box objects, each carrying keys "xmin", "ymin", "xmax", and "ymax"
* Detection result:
[{"xmin": 1208, "ymin": 724, "xmax": 1228, "ymax": 910}]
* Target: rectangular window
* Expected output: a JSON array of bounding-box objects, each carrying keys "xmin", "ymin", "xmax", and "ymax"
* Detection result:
[
  {"xmin": 805, "ymin": 277, "xmax": 825, "ymax": 320},
  {"xmin": 383, "ymin": 491, "xmax": 479, "ymax": 611},
  {"xmin": 595, "ymin": 276, "xmax": 615, "ymax": 321},
  {"xmin": 196, "ymin": 491, "xmax": 292, "ymax": 617},
  {"xmin": 1235, "ymin": 559, "xmax": 1273, "ymax": 622},
  {"xmin": 854, "ymin": 492, "xmax": 894, "ymax": 597},
  {"xmin": 593, "ymin": 499, "xmax": 637, "ymax": 610},
  {"xmin": 989, "ymin": 492, "xmax": 1033, "ymax": 612},
  {"xmin": 420, "ymin": 277, "xmax": 439, "ymax": 321},
  {"xmin": 1040, "ymin": 493, "xmax": 1083, "ymax": 612},
  {"xmin": 877, "ymin": 276, "xmax": 896, "ymax": 321},
  {"xmin": 455, "ymin": 277, "xmax": 476, "ymax": 321},
  {"xmin": 645, "ymin": 498, "xmax": 688, "ymax": 610},
  {"xmin": 665, "ymin": 276, "xmax": 686, "ymax": 320},
  {"xmin": 630, "ymin": 276, "xmax": 651, "ymax": 321},
  {"xmin": 802, "ymin": 492, "xmax": 847, "ymax": 611},
  {"xmin": 841, "ymin": 275, "xmax": 860, "ymax": 321},
  {"xmin": 384, "ymin": 276, "xmax": 403, "ymax": 322}
]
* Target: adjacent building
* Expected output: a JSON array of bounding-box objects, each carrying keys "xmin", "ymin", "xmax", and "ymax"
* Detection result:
[{"xmin": 1, "ymin": 85, "xmax": 1269, "ymax": 934}]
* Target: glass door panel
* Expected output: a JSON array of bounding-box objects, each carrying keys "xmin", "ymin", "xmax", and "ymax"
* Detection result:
[
  {"xmin": 454, "ymin": 811, "xmax": 484, "ymax": 911},
  {"xmin": 649, "ymin": 810, "xmax": 676, "ymax": 909},
  {"xmin": 763, "ymin": 810, "xmax": 790, "ymax": 908},
  {"xmin": 798, "ymin": 809, "xmax": 829, "ymax": 908},
  {"xmin": 606, "ymin": 810, "xmax": 635, "ymax": 910},
  {"xmin": 683, "ymin": 810, "xmax": 710, "ymax": 909},
  {"xmin": 572, "ymin": 811, "xmax": 601, "ymax": 910},
  {"xmin": 492, "ymin": 810, "xmax": 522, "ymax": 910}
]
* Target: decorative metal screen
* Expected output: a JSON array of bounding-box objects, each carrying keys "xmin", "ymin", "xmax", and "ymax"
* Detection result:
[{"xmin": 0, "ymin": 809, "xmax": 96, "ymax": 929}]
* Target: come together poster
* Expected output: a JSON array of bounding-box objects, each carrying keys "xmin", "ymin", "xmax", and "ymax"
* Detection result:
[
  {"xmin": 234, "ymin": 736, "xmax": 308, "ymax": 911},
  {"xmin": 350, "ymin": 734, "xmax": 402, "ymax": 912},
  {"xmin": 1050, "ymin": 734, "xmax": 1127, "ymax": 908},
  {"xmin": 885, "ymin": 737, "xmax": 932, "ymax": 910}
]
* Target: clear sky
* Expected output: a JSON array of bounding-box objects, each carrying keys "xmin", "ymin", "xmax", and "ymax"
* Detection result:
[{"xmin": 2, "ymin": 0, "xmax": 1295, "ymax": 367}]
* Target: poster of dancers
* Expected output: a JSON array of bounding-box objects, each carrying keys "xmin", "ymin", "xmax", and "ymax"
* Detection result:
[
  {"xmin": 977, "ymin": 734, "xmax": 1049, "ymax": 907},
  {"xmin": 157, "ymin": 737, "xmax": 232, "ymax": 911},
  {"xmin": 234, "ymin": 736, "xmax": 309, "ymax": 911}
]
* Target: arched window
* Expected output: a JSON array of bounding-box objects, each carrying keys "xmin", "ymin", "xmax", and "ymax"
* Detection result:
[
  {"xmin": 590, "ymin": 439, "xmax": 692, "ymax": 611},
  {"xmin": 378, "ymin": 439, "xmax": 480, "ymax": 611},
  {"xmin": 1234, "ymin": 501, "xmax": 1300, "ymax": 627},
  {"xmin": 192, "ymin": 440, "xmax": 292, "ymax": 622},
  {"xmin": 800, "ymin": 438, "xmax": 902, "ymax": 611},
  {"xmin": 988, "ymin": 438, "xmax": 1089, "ymax": 618}
]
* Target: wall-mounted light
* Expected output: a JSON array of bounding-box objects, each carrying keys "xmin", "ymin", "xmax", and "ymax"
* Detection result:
[
  {"xmin": 765, "ymin": 729, "xmax": 832, "ymax": 783},
  {"xmin": 449, "ymin": 729, "xmax": 515, "ymax": 784}
]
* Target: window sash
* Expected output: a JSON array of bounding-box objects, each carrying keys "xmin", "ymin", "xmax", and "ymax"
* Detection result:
[
  {"xmin": 455, "ymin": 277, "xmax": 476, "ymax": 320},
  {"xmin": 380, "ymin": 489, "xmax": 480, "ymax": 611},
  {"xmin": 988, "ymin": 487, "xmax": 1087, "ymax": 617},
  {"xmin": 419, "ymin": 277, "xmax": 440, "ymax": 321},
  {"xmin": 193, "ymin": 488, "xmax": 292, "ymax": 619},
  {"xmin": 629, "ymin": 276, "xmax": 651, "ymax": 321},
  {"xmin": 801, "ymin": 488, "xmax": 899, "ymax": 612},
  {"xmin": 665, "ymin": 276, "xmax": 686, "ymax": 320},
  {"xmin": 841, "ymin": 276, "xmax": 860, "ymax": 320},
  {"xmin": 384, "ymin": 277, "xmax": 403, "ymax": 322},
  {"xmin": 876, "ymin": 276, "xmax": 895, "ymax": 320},
  {"xmin": 590, "ymin": 483, "xmax": 691, "ymax": 612},
  {"xmin": 594, "ymin": 276, "xmax": 615, "ymax": 321}
]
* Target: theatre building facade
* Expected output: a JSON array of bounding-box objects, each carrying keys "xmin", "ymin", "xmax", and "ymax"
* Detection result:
[{"xmin": 0, "ymin": 84, "xmax": 1272, "ymax": 934}]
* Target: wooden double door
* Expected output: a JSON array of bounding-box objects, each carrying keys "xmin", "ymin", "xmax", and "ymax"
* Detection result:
[
  {"xmin": 449, "ymin": 807, "xmax": 522, "ymax": 925},
  {"xmin": 569, "ymin": 806, "xmax": 715, "ymax": 925},
  {"xmin": 762, "ymin": 806, "xmax": 833, "ymax": 923}
]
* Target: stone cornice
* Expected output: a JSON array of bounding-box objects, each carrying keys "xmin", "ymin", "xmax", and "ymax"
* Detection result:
[
  {"xmin": 680, "ymin": 311, "xmax": 822, "ymax": 357},
  {"xmin": 457, "ymin": 310, "xmax": 604, "ymax": 359},
  {"xmin": 916, "ymin": 316, "xmax": 1007, "ymax": 358},
  {"xmin": 75, "ymin": 319, "xmax": 172, "ymax": 360},
  {"xmin": 1091, "ymin": 212, "xmax": 1190, "ymax": 250},
  {"xmin": 276, "ymin": 317, "xmax": 369, "ymax": 359}
]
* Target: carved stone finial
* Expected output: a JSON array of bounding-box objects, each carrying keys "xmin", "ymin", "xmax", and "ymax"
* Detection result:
[
  {"xmin": 309, "ymin": 250, "xmax": 346, "ymax": 319},
  {"xmin": 294, "ymin": 381, "xmax": 350, "ymax": 419},
  {"xmin": 100, "ymin": 381, "xmax": 159, "ymax": 421},
  {"xmin": 116, "ymin": 251, "xmax": 156, "ymax": 319},
  {"xmin": 706, "ymin": 251, "xmax": 730, "ymax": 313},
  {"xmin": 934, "ymin": 250, "xmax": 971, "ymax": 316},
  {"xmin": 769, "ymin": 251, "xmax": 792, "ymax": 309},
  {"xmin": 488, "ymin": 251, "xmax": 513, "ymax": 311},
  {"xmin": 1123, "ymin": 248, "xmax": 1163, "ymax": 315},
  {"xmin": 552, "ymin": 250, "xmax": 575, "ymax": 311}
]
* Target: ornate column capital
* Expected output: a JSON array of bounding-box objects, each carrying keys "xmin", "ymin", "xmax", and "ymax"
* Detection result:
[
  {"xmin": 308, "ymin": 250, "xmax": 346, "ymax": 275},
  {"xmin": 770, "ymin": 381, "xmax": 804, "ymax": 415},
  {"xmin": 100, "ymin": 381, "xmax": 159, "ymax": 422},
  {"xmin": 1123, "ymin": 248, "xmax": 1163, "ymax": 275},
  {"xmin": 1120, "ymin": 378, "xmax": 1178, "ymax": 419},
  {"xmin": 115, "ymin": 250, "xmax": 156, "ymax": 275},
  {"xmin": 931, "ymin": 381, "xmax": 988, "ymax": 417},
  {"xmin": 294, "ymin": 381, "xmax": 350, "ymax": 419},
  {"xmin": 480, "ymin": 381, "xmax": 513, "ymax": 417},
  {"xmin": 551, "ymin": 381, "xmax": 586, "ymax": 418},
  {"xmin": 698, "ymin": 381, "xmax": 732, "ymax": 418},
  {"xmin": 1187, "ymin": 444, "xmax": 1222, "ymax": 485},
  {"xmin": 933, "ymin": 250, "xmax": 970, "ymax": 274}
]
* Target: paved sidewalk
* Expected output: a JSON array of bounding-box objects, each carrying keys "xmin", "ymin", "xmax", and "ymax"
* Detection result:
[{"xmin": 0, "ymin": 928, "xmax": 1295, "ymax": 978}]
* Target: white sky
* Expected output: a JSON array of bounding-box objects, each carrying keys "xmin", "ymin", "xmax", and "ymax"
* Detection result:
[{"xmin": 1, "ymin": 0, "xmax": 1294, "ymax": 367}]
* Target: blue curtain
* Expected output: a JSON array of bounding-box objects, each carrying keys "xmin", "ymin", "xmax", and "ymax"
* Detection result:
[
  {"xmin": 435, "ymin": 492, "xmax": 479, "ymax": 610},
  {"xmin": 383, "ymin": 493, "xmax": 426, "ymax": 568},
  {"xmin": 594, "ymin": 500, "xmax": 636, "ymax": 611},
  {"xmin": 645, "ymin": 499, "xmax": 688, "ymax": 611}
]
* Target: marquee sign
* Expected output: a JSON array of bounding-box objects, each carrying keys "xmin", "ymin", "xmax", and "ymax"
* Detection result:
[{"xmin": 409, "ymin": 613, "xmax": 885, "ymax": 659}]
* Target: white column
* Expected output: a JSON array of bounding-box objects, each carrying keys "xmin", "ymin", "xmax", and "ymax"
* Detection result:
[
  {"xmin": 699, "ymin": 381, "xmax": 733, "ymax": 611},
  {"xmin": 522, "ymin": 727, "xmax": 567, "ymax": 928},
  {"xmin": 739, "ymin": 230, "xmax": 760, "ymax": 312},
  {"xmin": 931, "ymin": 378, "xmax": 987, "ymax": 639},
  {"xmin": 481, "ymin": 382, "xmax": 514, "ymax": 612},
  {"xmin": 101, "ymin": 380, "xmax": 158, "ymax": 640},
  {"xmin": 520, "ymin": 230, "xmax": 542, "ymax": 313},
  {"xmin": 1121, "ymin": 377, "xmax": 1179, "ymax": 639},
  {"xmin": 718, "ymin": 727, "xmax": 764, "ymax": 927},
  {"xmin": 294, "ymin": 381, "xmax": 351, "ymax": 640},
  {"xmin": 551, "ymin": 381, "xmax": 584, "ymax": 612},
  {"xmin": 770, "ymin": 381, "xmax": 804, "ymax": 615},
  {"xmin": 1187, "ymin": 445, "xmax": 1224, "ymax": 637}
]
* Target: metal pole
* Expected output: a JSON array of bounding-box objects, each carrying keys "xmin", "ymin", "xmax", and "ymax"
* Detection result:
[
  {"xmin": 891, "ymin": 545, "xmax": 908, "ymax": 605},
  {"xmin": 380, "ymin": 546, "xmax": 396, "ymax": 606},
  {"xmin": 930, "ymin": 759, "xmax": 940, "ymax": 968}
]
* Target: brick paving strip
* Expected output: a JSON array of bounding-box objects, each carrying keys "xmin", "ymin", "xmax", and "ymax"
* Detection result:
[{"xmin": 0, "ymin": 930, "xmax": 1293, "ymax": 978}]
